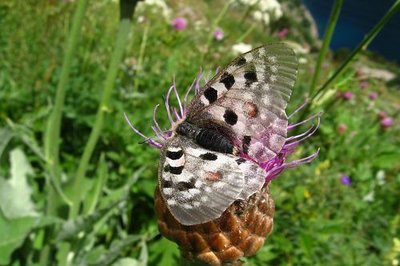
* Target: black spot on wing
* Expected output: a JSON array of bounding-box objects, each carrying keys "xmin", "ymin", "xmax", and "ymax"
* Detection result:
[
  {"xmin": 200, "ymin": 152, "xmax": 218, "ymax": 161},
  {"xmin": 164, "ymin": 164, "xmax": 184, "ymax": 175},
  {"xmin": 223, "ymin": 110, "xmax": 238, "ymax": 125},
  {"xmin": 242, "ymin": 136, "xmax": 251, "ymax": 154},
  {"xmin": 162, "ymin": 180, "xmax": 173, "ymax": 188},
  {"xmin": 166, "ymin": 150, "xmax": 183, "ymax": 160},
  {"xmin": 244, "ymin": 71, "xmax": 258, "ymax": 86},
  {"xmin": 236, "ymin": 158, "xmax": 246, "ymax": 165},
  {"xmin": 176, "ymin": 180, "xmax": 195, "ymax": 191},
  {"xmin": 220, "ymin": 72, "xmax": 235, "ymax": 89},
  {"xmin": 204, "ymin": 87, "xmax": 218, "ymax": 103},
  {"xmin": 235, "ymin": 57, "xmax": 247, "ymax": 66}
]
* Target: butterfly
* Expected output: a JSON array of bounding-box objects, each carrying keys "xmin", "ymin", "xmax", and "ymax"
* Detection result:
[{"xmin": 128, "ymin": 43, "xmax": 298, "ymax": 226}]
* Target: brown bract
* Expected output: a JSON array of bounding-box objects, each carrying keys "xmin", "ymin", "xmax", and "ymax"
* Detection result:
[{"xmin": 154, "ymin": 184, "xmax": 274, "ymax": 266}]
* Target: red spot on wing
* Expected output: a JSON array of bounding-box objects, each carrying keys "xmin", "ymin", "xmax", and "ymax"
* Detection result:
[{"xmin": 205, "ymin": 171, "xmax": 222, "ymax": 181}]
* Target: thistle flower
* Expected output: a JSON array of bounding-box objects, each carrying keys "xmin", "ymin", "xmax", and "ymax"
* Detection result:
[
  {"xmin": 125, "ymin": 70, "xmax": 319, "ymax": 265},
  {"xmin": 172, "ymin": 17, "xmax": 187, "ymax": 30},
  {"xmin": 380, "ymin": 117, "xmax": 393, "ymax": 129},
  {"xmin": 359, "ymin": 80, "xmax": 368, "ymax": 89},
  {"xmin": 343, "ymin": 91, "xmax": 354, "ymax": 101},
  {"xmin": 368, "ymin": 91, "xmax": 378, "ymax": 100},
  {"xmin": 213, "ymin": 29, "xmax": 224, "ymax": 41}
]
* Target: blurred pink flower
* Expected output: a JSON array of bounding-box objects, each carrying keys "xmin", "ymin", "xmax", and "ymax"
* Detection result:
[
  {"xmin": 337, "ymin": 123, "xmax": 348, "ymax": 134},
  {"xmin": 380, "ymin": 117, "xmax": 393, "ymax": 129},
  {"xmin": 213, "ymin": 29, "xmax": 224, "ymax": 41},
  {"xmin": 378, "ymin": 111, "xmax": 387, "ymax": 120},
  {"xmin": 368, "ymin": 92, "xmax": 378, "ymax": 100},
  {"xmin": 277, "ymin": 28, "xmax": 289, "ymax": 39},
  {"xmin": 359, "ymin": 80, "xmax": 368, "ymax": 89},
  {"xmin": 343, "ymin": 91, "xmax": 354, "ymax": 100},
  {"xmin": 172, "ymin": 17, "xmax": 187, "ymax": 31},
  {"xmin": 340, "ymin": 175, "xmax": 352, "ymax": 186}
]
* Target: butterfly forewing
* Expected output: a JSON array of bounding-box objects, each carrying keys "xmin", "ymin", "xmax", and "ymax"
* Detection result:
[
  {"xmin": 159, "ymin": 135, "xmax": 265, "ymax": 225},
  {"xmin": 187, "ymin": 43, "xmax": 298, "ymax": 163}
]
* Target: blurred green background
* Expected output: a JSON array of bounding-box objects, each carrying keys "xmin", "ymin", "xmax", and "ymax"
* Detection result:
[{"xmin": 0, "ymin": 0, "xmax": 399, "ymax": 265}]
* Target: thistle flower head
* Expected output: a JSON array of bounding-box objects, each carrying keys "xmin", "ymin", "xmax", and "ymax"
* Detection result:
[
  {"xmin": 125, "ymin": 70, "xmax": 319, "ymax": 182},
  {"xmin": 171, "ymin": 17, "xmax": 187, "ymax": 30}
]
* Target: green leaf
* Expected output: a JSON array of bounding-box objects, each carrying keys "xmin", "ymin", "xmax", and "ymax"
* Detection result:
[
  {"xmin": 0, "ymin": 148, "xmax": 37, "ymax": 219},
  {"xmin": 0, "ymin": 127, "xmax": 13, "ymax": 160},
  {"xmin": 372, "ymin": 151, "xmax": 400, "ymax": 169},
  {"xmin": 0, "ymin": 211, "xmax": 59, "ymax": 265},
  {"xmin": 149, "ymin": 238, "xmax": 179, "ymax": 265},
  {"xmin": 86, "ymin": 235, "xmax": 142, "ymax": 266}
]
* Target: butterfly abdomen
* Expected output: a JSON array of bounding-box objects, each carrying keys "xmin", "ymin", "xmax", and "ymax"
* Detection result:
[{"xmin": 176, "ymin": 121, "xmax": 234, "ymax": 154}]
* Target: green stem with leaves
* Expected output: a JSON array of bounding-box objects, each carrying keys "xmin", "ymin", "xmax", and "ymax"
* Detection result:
[
  {"xmin": 68, "ymin": 18, "xmax": 133, "ymax": 219},
  {"xmin": 312, "ymin": 0, "xmax": 400, "ymax": 102}
]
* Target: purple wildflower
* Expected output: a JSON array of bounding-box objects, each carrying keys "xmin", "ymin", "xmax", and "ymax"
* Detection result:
[
  {"xmin": 368, "ymin": 92, "xmax": 378, "ymax": 100},
  {"xmin": 277, "ymin": 28, "xmax": 289, "ymax": 39},
  {"xmin": 359, "ymin": 80, "xmax": 368, "ymax": 89},
  {"xmin": 213, "ymin": 29, "xmax": 224, "ymax": 41},
  {"xmin": 343, "ymin": 91, "xmax": 354, "ymax": 100},
  {"xmin": 380, "ymin": 117, "xmax": 393, "ymax": 129},
  {"xmin": 172, "ymin": 17, "xmax": 187, "ymax": 31},
  {"xmin": 125, "ymin": 71, "xmax": 319, "ymax": 182},
  {"xmin": 340, "ymin": 175, "xmax": 352, "ymax": 186}
]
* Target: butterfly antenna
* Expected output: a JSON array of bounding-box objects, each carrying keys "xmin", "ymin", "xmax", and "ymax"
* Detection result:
[
  {"xmin": 124, "ymin": 113, "xmax": 162, "ymax": 149},
  {"xmin": 172, "ymin": 76, "xmax": 184, "ymax": 118},
  {"xmin": 164, "ymin": 85, "xmax": 176, "ymax": 126}
]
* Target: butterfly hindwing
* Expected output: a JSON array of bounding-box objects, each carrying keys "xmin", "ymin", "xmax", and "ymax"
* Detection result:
[
  {"xmin": 159, "ymin": 135, "xmax": 265, "ymax": 226},
  {"xmin": 187, "ymin": 43, "xmax": 298, "ymax": 163}
]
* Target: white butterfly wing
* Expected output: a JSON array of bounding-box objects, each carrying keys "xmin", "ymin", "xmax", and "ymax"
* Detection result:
[
  {"xmin": 159, "ymin": 135, "xmax": 265, "ymax": 226},
  {"xmin": 187, "ymin": 43, "xmax": 298, "ymax": 163}
]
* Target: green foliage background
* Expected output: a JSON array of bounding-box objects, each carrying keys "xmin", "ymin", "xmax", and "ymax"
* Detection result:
[{"xmin": 0, "ymin": 0, "xmax": 399, "ymax": 265}]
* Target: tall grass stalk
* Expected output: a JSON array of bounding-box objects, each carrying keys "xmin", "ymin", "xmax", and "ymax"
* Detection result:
[
  {"xmin": 68, "ymin": 18, "xmax": 133, "ymax": 219},
  {"xmin": 39, "ymin": 2, "xmax": 89, "ymax": 265},
  {"xmin": 312, "ymin": 0, "xmax": 400, "ymax": 102},
  {"xmin": 43, "ymin": 0, "xmax": 89, "ymax": 216},
  {"xmin": 309, "ymin": 0, "xmax": 343, "ymax": 96}
]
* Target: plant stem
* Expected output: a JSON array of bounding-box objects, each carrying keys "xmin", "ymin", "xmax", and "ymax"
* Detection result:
[
  {"xmin": 69, "ymin": 18, "xmax": 132, "ymax": 219},
  {"xmin": 309, "ymin": 0, "xmax": 343, "ymax": 96},
  {"xmin": 44, "ymin": 0, "xmax": 89, "ymax": 214},
  {"xmin": 133, "ymin": 22, "xmax": 149, "ymax": 93},
  {"xmin": 201, "ymin": 0, "xmax": 234, "ymax": 63},
  {"xmin": 312, "ymin": 0, "xmax": 400, "ymax": 102}
]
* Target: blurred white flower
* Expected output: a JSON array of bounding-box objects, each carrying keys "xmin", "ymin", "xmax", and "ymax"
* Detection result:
[
  {"xmin": 363, "ymin": 191, "xmax": 375, "ymax": 202},
  {"xmin": 299, "ymin": 57, "xmax": 308, "ymax": 64},
  {"xmin": 232, "ymin": 43, "xmax": 252, "ymax": 55},
  {"xmin": 137, "ymin": 0, "xmax": 171, "ymax": 20},
  {"xmin": 237, "ymin": 0, "xmax": 283, "ymax": 25},
  {"xmin": 376, "ymin": 170, "xmax": 385, "ymax": 185}
]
